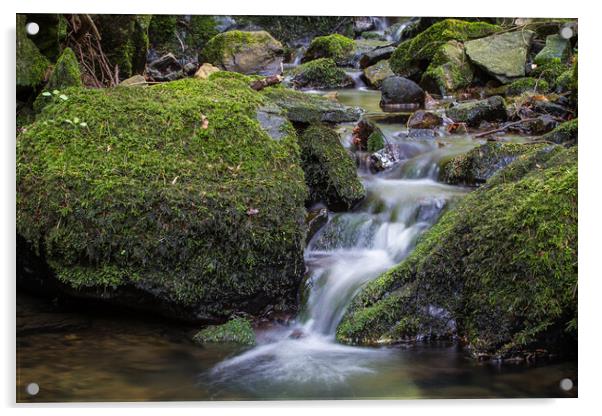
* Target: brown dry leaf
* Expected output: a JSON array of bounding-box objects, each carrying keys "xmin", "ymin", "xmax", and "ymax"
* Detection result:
[{"xmin": 201, "ymin": 114, "xmax": 209, "ymax": 129}]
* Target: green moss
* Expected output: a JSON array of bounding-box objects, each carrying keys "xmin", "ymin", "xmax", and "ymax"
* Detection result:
[
  {"xmin": 440, "ymin": 142, "xmax": 550, "ymax": 186},
  {"xmin": 540, "ymin": 118, "xmax": 578, "ymax": 147},
  {"xmin": 94, "ymin": 14, "xmax": 151, "ymax": 80},
  {"xmin": 367, "ymin": 130, "xmax": 385, "ymax": 153},
  {"xmin": 300, "ymin": 124, "xmax": 365, "ymax": 211},
  {"xmin": 304, "ymin": 34, "xmax": 355, "ymax": 64},
  {"xmin": 533, "ymin": 34, "xmax": 571, "ymax": 66},
  {"xmin": 338, "ymin": 146, "xmax": 577, "ymax": 358},
  {"xmin": 421, "ymin": 40, "xmax": 473, "ymax": 95},
  {"xmin": 201, "ymin": 30, "xmax": 272, "ymax": 66},
  {"xmin": 571, "ymin": 54, "xmax": 578, "ymax": 110},
  {"xmin": 25, "ymin": 14, "xmax": 68, "ymax": 61},
  {"xmin": 193, "ymin": 317, "xmax": 256, "ymax": 345},
  {"xmin": 46, "ymin": 47, "xmax": 82, "ymax": 91},
  {"xmin": 188, "ymin": 15, "xmax": 219, "ymax": 50},
  {"xmin": 260, "ymin": 87, "xmax": 362, "ymax": 124},
  {"xmin": 390, "ymin": 19, "xmax": 500, "ymax": 77},
  {"xmin": 531, "ymin": 57, "xmax": 570, "ymax": 88},
  {"xmin": 290, "ymin": 58, "xmax": 353, "ymax": 89},
  {"xmin": 148, "ymin": 15, "xmax": 178, "ymax": 46},
  {"xmin": 505, "ymin": 77, "xmax": 550, "ymax": 96},
  {"xmin": 16, "ymin": 14, "xmax": 50, "ymax": 88},
  {"xmin": 17, "ymin": 74, "xmax": 308, "ymax": 320}
]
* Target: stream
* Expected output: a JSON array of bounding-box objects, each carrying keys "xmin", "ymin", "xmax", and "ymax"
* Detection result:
[{"xmin": 16, "ymin": 86, "xmax": 577, "ymax": 402}]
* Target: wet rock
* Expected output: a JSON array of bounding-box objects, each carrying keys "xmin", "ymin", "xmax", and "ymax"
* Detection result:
[
  {"xmin": 119, "ymin": 74, "xmax": 147, "ymax": 87},
  {"xmin": 256, "ymin": 104, "xmax": 288, "ymax": 141},
  {"xmin": 146, "ymin": 53, "xmax": 184, "ymax": 81},
  {"xmin": 201, "ymin": 30, "xmax": 284, "ymax": 76},
  {"xmin": 421, "ymin": 40, "xmax": 473, "ymax": 96},
  {"xmin": 338, "ymin": 145, "xmax": 577, "ymax": 359},
  {"xmin": 540, "ymin": 118, "xmax": 578, "ymax": 147},
  {"xmin": 289, "ymin": 58, "xmax": 354, "ymax": 89},
  {"xmin": 379, "ymin": 76, "xmax": 425, "ymax": 110},
  {"xmin": 440, "ymin": 142, "xmax": 539, "ymax": 185},
  {"xmin": 446, "ymin": 96, "xmax": 507, "ymax": 127},
  {"xmin": 358, "ymin": 45, "xmax": 396, "ymax": 68},
  {"xmin": 505, "ymin": 77, "xmax": 550, "ymax": 96},
  {"xmin": 300, "ymin": 125, "xmax": 366, "ymax": 211},
  {"xmin": 289, "ymin": 328, "xmax": 306, "ymax": 339},
  {"xmin": 465, "ymin": 31, "xmax": 535, "ymax": 83},
  {"xmin": 194, "ymin": 63, "xmax": 220, "ymax": 80},
  {"xmin": 193, "ymin": 317, "xmax": 256, "ymax": 345},
  {"xmin": 370, "ymin": 147, "xmax": 397, "ymax": 172},
  {"xmin": 353, "ymin": 17, "xmax": 375, "ymax": 34},
  {"xmin": 531, "ymin": 100, "xmax": 572, "ymax": 119},
  {"xmin": 303, "ymin": 34, "xmax": 356, "ymax": 65},
  {"xmin": 508, "ymin": 115, "xmax": 558, "ymax": 135},
  {"xmin": 363, "ymin": 60, "xmax": 394, "ymax": 88},
  {"xmin": 407, "ymin": 110, "xmax": 443, "ymax": 129},
  {"xmin": 306, "ymin": 207, "xmax": 329, "ymax": 243},
  {"xmin": 534, "ymin": 34, "xmax": 571, "ymax": 66},
  {"xmin": 261, "ymin": 87, "xmax": 363, "ymax": 124}
]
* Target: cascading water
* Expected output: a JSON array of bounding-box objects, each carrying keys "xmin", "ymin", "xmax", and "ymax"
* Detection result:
[{"xmin": 206, "ymin": 101, "xmax": 470, "ymax": 397}]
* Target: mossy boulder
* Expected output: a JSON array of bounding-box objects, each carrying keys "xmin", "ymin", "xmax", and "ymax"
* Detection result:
[
  {"xmin": 446, "ymin": 96, "xmax": 507, "ymax": 127},
  {"xmin": 363, "ymin": 60, "xmax": 394, "ymax": 88},
  {"xmin": 407, "ymin": 110, "xmax": 443, "ymax": 129},
  {"xmin": 421, "ymin": 40, "xmax": 474, "ymax": 96},
  {"xmin": 337, "ymin": 145, "xmax": 577, "ymax": 360},
  {"xmin": 389, "ymin": 19, "xmax": 500, "ymax": 78},
  {"xmin": 465, "ymin": 31, "xmax": 535, "ymax": 83},
  {"xmin": 530, "ymin": 57, "xmax": 569, "ymax": 88},
  {"xmin": 300, "ymin": 124, "xmax": 366, "ymax": 211},
  {"xmin": 541, "ymin": 118, "xmax": 578, "ymax": 147},
  {"xmin": 94, "ymin": 14, "xmax": 151, "ymax": 80},
  {"xmin": 201, "ymin": 30, "xmax": 284, "ymax": 76},
  {"xmin": 192, "ymin": 317, "xmax": 256, "ymax": 345},
  {"xmin": 261, "ymin": 87, "xmax": 363, "ymax": 124},
  {"xmin": 289, "ymin": 58, "xmax": 354, "ymax": 89},
  {"xmin": 16, "ymin": 14, "xmax": 50, "ymax": 89},
  {"xmin": 17, "ymin": 73, "xmax": 309, "ymax": 322},
  {"xmin": 367, "ymin": 130, "xmax": 385, "ymax": 153},
  {"xmin": 303, "ymin": 34, "xmax": 355, "ymax": 65},
  {"xmin": 46, "ymin": 47, "xmax": 82, "ymax": 91},
  {"xmin": 440, "ymin": 142, "xmax": 548, "ymax": 186},
  {"xmin": 534, "ymin": 34, "xmax": 571, "ymax": 66},
  {"xmin": 505, "ymin": 77, "xmax": 550, "ymax": 96},
  {"xmin": 149, "ymin": 15, "xmax": 218, "ymax": 59}
]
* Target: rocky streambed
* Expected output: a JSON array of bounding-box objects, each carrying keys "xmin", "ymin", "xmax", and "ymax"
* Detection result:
[{"xmin": 17, "ymin": 14, "xmax": 577, "ymax": 401}]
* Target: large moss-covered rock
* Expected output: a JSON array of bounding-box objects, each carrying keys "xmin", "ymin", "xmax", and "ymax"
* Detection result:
[
  {"xmin": 303, "ymin": 34, "xmax": 355, "ymax": 65},
  {"xmin": 389, "ymin": 19, "xmax": 500, "ymax": 78},
  {"xmin": 534, "ymin": 34, "xmax": 571, "ymax": 66},
  {"xmin": 261, "ymin": 87, "xmax": 363, "ymax": 124},
  {"xmin": 193, "ymin": 317, "xmax": 256, "ymax": 345},
  {"xmin": 201, "ymin": 30, "xmax": 284, "ymax": 76},
  {"xmin": 300, "ymin": 125, "xmax": 366, "ymax": 211},
  {"xmin": 17, "ymin": 73, "xmax": 308, "ymax": 322},
  {"xmin": 289, "ymin": 58, "xmax": 354, "ymax": 89},
  {"xmin": 337, "ymin": 145, "xmax": 577, "ymax": 360},
  {"xmin": 46, "ymin": 47, "xmax": 82, "ymax": 90},
  {"xmin": 363, "ymin": 60, "xmax": 394, "ymax": 88},
  {"xmin": 446, "ymin": 96, "xmax": 507, "ymax": 127},
  {"xmin": 465, "ymin": 31, "xmax": 535, "ymax": 83},
  {"xmin": 94, "ymin": 14, "xmax": 151, "ymax": 80},
  {"xmin": 421, "ymin": 40, "xmax": 473, "ymax": 95},
  {"xmin": 16, "ymin": 14, "xmax": 50, "ymax": 89}
]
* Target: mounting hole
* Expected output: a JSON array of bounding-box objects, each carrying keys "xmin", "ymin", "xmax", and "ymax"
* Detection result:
[
  {"xmin": 25, "ymin": 22, "xmax": 40, "ymax": 36},
  {"xmin": 560, "ymin": 26, "xmax": 574, "ymax": 40},
  {"xmin": 26, "ymin": 382, "xmax": 39, "ymax": 396},
  {"xmin": 559, "ymin": 378, "xmax": 574, "ymax": 391}
]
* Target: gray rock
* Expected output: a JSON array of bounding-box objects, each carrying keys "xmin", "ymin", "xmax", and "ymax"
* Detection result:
[
  {"xmin": 534, "ymin": 34, "xmax": 571, "ymax": 65},
  {"xmin": 465, "ymin": 31, "xmax": 535, "ymax": 83},
  {"xmin": 146, "ymin": 53, "xmax": 184, "ymax": 81},
  {"xmin": 363, "ymin": 60, "xmax": 394, "ymax": 88},
  {"xmin": 306, "ymin": 207, "xmax": 329, "ymax": 244},
  {"xmin": 379, "ymin": 76, "xmax": 425, "ymax": 109},
  {"xmin": 359, "ymin": 45, "xmax": 396, "ymax": 69},
  {"xmin": 256, "ymin": 105, "xmax": 288, "ymax": 141},
  {"xmin": 446, "ymin": 96, "xmax": 507, "ymax": 127}
]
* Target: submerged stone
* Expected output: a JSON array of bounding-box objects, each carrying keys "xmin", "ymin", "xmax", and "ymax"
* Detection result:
[
  {"xmin": 193, "ymin": 317, "xmax": 256, "ymax": 345},
  {"xmin": 380, "ymin": 76, "xmax": 425, "ymax": 110},
  {"xmin": 407, "ymin": 110, "xmax": 443, "ymax": 129}
]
